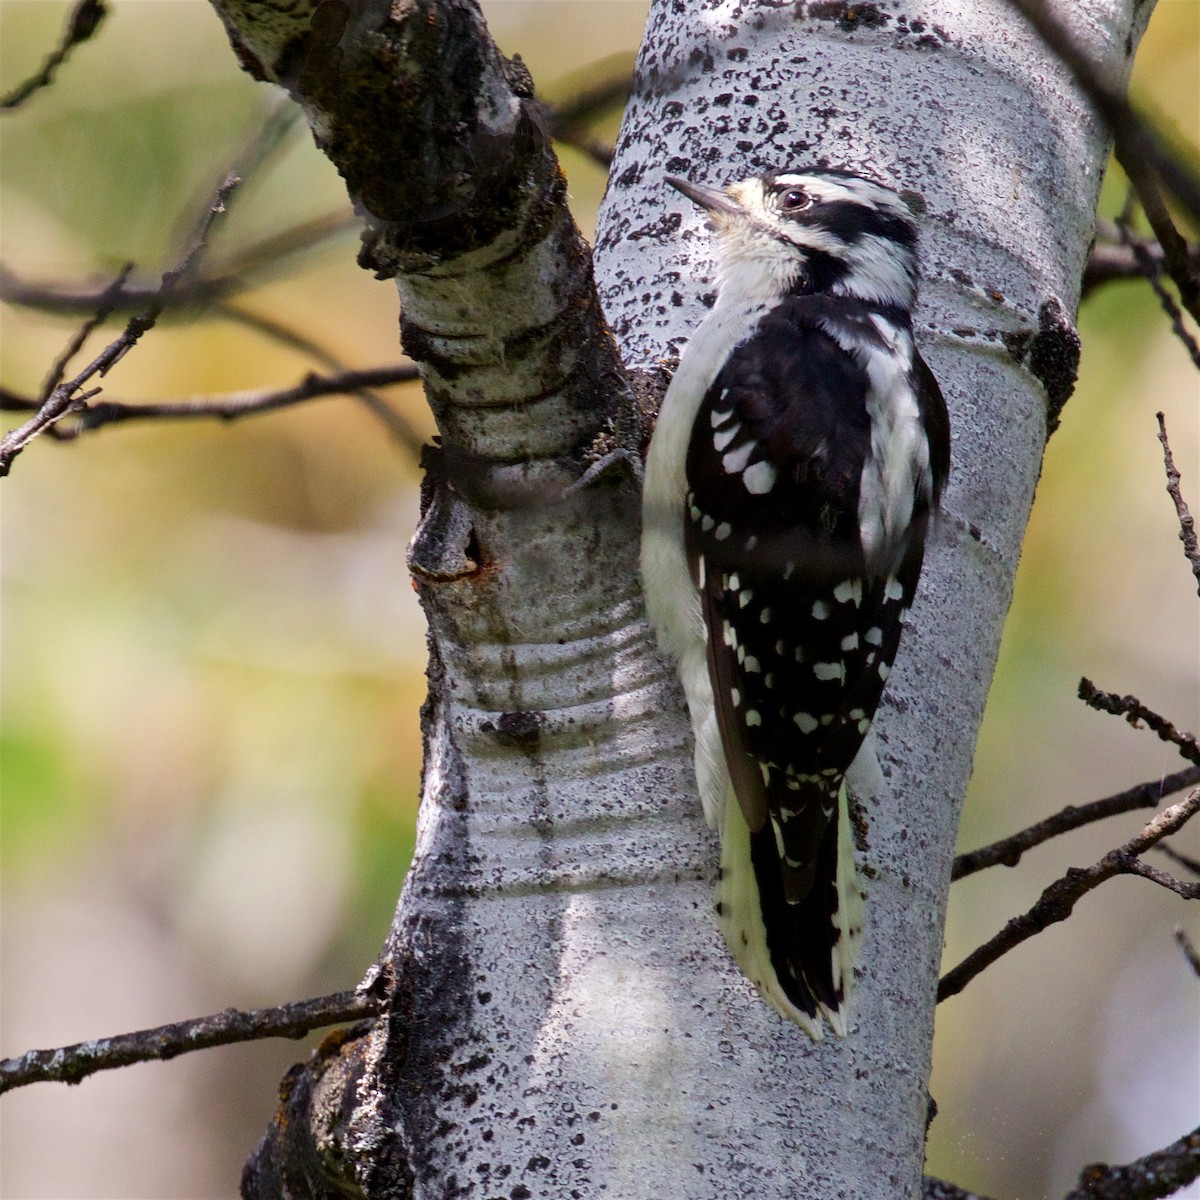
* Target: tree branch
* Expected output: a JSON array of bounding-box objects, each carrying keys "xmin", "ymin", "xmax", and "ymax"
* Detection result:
[
  {"xmin": 0, "ymin": 0, "xmax": 107, "ymax": 110},
  {"xmin": 0, "ymin": 363, "xmax": 421, "ymax": 446},
  {"xmin": 0, "ymin": 173, "xmax": 241, "ymax": 476},
  {"xmin": 1120, "ymin": 856, "xmax": 1200, "ymax": 899},
  {"xmin": 1175, "ymin": 926, "xmax": 1200, "ymax": 976},
  {"xmin": 542, "ymin": 57, "xmax": 633, "ymax": 169},
  {"xmin": 1081, "ymin": 229, "xmax": 1200, "ymax": 298},
  {"xmin": 939, "ymin": 789, "xmax": 1200, "ymax": 1002},
  {"xmin": 1004, "ymin": 0, "xmax": 1200, "ymax": 320},
  {"xmin": 952, "ymin": 766, "xmax": 1200, "ymax": 881},
  {"xmin": 1062, "ymin": 1124, "xmax": 1200, "ymax": 1200},
  {"xmin": 1114, "ymin": 214, "xmax": 1200, "ymax": 370},
  {"xmin": 0, "ymin": 213, "xmax": 358, "ymax": 318},
  {"xmin": 0, "ymin": 990, "xmax": 383, "ymax": 1095},
  {"xmin": 1158, "ymin": 843, "xmax": 1200, "ymax": 877},
  {"xmin": 1077, "ymin": 680, "xmax": 1200, "ymax": 766},
  {"xmin": 1157, "ymin": 413, "xmax": 1200, "ymax": 595}
]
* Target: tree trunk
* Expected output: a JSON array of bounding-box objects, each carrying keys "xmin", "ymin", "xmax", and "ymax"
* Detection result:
[{"xmin": 211, "ymin": 1, "xmax": 1152, "ymax": 1197}]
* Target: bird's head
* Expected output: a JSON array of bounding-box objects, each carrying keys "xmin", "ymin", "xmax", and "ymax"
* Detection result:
[{"xmin": 668, "ymin": 169, "xmax": 919, "ymax": 309}]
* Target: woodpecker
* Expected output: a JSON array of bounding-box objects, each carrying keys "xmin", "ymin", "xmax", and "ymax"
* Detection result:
[{"xmin": 641, "ymin": 169, "xmax": 950, "ymax": 1038}]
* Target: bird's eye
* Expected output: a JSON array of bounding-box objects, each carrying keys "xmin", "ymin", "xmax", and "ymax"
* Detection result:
[{"xmin": 779, "ymin": 189, "xmax": 812, "ymax": 213}]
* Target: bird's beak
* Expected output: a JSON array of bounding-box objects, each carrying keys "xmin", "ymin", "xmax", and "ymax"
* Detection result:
[{"xmin": 666, "ymin": 176, "xmax": 742, "ymax": 217}]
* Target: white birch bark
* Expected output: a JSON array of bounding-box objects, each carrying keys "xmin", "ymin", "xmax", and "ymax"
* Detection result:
[{"xmin": 207, "ymin": 1, "xmax": 1152, "ymax": 1197}]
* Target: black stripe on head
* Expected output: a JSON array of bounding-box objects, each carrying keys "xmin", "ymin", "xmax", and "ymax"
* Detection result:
[{"xmin": 812, "ymin": 200, "xmax": 916, "ymax": 251}]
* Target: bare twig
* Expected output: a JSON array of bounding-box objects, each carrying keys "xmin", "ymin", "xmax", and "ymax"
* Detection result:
[
  {"xmin": 938, "ymin": 790, "xmax": 1200, "ymax": 1002},
  {"xmin": 1176, "ymin": 926, "xmax": 1200, "ymax": 976},
  {"xmin": 0, "ymin": 367, "xmax": 416, "ymax": 421},
  {"xmin": 1115, "ymin": 216, "xmax": 1200, "ymax": 369},
  {"xmin": 1004, "ymin": 0, "xmax": 1200, "ymax": 318},
  {"xmin": 0, "ymin": 174, "xmax": 241, "ymax": 476},
  {"xmin": 0, "ymin": 363, "xmax": 420, "ymax": 439},
  {"xmin": 1120, "ymin": 856, "xmax": 1200, "ymax": 899},
  {"xmin": 0, "ymin": 213, "xmax": 357, "ymax": 318},
  {"xmin": 1159, "ymin": 843, "xmax": 1200, "ymax": 877},
  {"xmin": 1062, "ymin": 1123, "xmax": 1200, "ymax": 1200},
  {"xmin": 1157, "ymin": 413, "xmax": 1200, "ymax": 595},
  {"xmin": 1078, "ymin": 679, "xmax": 1200, "ymax": 766},
  {"xmin": 0, "ymin": 0, "xmax": 107, "ymax": 110},
  {"xmin": 542, "ymin": 56, "xmax": 632, "ymax": 168},
  {"xmin": 215, "ymin": 303, "xmax": 423, "ymax": 454},
  {"xmin": 38, "ymin": 263, "xmax": 133, "ymax": 403},
  {"xmin": 952, "ymin": 765, "xmax": 1200, "ymax": 880},
  {"xmin": 1082, "ymin": 228, "xmax": 1200, "ymax": 297},
  {"xmin": 0, "ymin": 989, "xmax": 383, "ymax": 1095},
  {"xmin": 1116, "ymin": 147, "xmax": 1200, "ymax": 327}
]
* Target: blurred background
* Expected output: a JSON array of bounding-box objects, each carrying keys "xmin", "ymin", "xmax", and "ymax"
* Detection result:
[{"xmin": 0, "ymin": 2, "xmax": 1195, "ymax": 1196}]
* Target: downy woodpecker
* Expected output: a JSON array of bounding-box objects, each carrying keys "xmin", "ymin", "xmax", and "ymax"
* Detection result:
[{"xmin": 641, "ymin": 169, "xmax": 950, "ymax": 1038}]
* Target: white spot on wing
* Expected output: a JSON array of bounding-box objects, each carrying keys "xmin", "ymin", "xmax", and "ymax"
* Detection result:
[
  {"xmin": 722, "ymin": 442, "xmax": 755, "ymax": 474},
  {"xmin": 832, "ymin": 579, "xmax": 862, "ymax": 606},
  {"xmin": 713, "ymin": 424, "xmax": 740, "ymax": 452},
  {"xmin": 793, "ymin": 712, "xmax": 818, "ymax": 733},
  {"xmin": 742, "ymin": 461, "xmax": 777, "ymax": 494}
]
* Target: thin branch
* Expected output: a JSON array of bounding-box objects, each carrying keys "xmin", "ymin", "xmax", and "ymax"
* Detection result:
[
  {"xmin": 0, "ymin": 990, "xmax": 383, "ymax": 1095},
  {"xmin": 1158, "ymin": 842, "xmax": 1200, "ymax": 877},
  {"xmin": 0, "ymin": 174, "xmax": 241, "ymax": 476},
  {"xmin": 0, "ymin": 265, "xmax": 131, "ymax": 463},
  {"xmin": 1082, "ymin": 227, "xmax": 1200, "ymax": 297},
  {"xmin": 1116, "ymin": 147, "xmax": 1200, "ymax": 327},
  {"xmin": 539, "ymin": 56, "xmax": 632, "ymax": 169},
  {"xmin": 1157, "ymin": 413, "xmax": 1200, "ymax": 595},
  {"xmin": 952, "ymin": 765, "xmax": 1200, "ymax": 880},
  {"xmin": 0, "ymin": 0, "xmax": 108, "ymax": 111},
  {"xmin": 1004, "ymin": 0, "xmax": 1200, "ymax": 319},
  {"xmin": 38, "ymin": 263, "xmax": 133, "ymax": 403},
  {"xmin": 1176, "ymin": 925, "xmax": 1200, "ymax": 976},
  {"xmin": 553, "ymin": 127, "xmax": 615, "ymax": 170},
  {"xmin": 547, "ymin": 57, "xmax": 634, "ymax": 128},
  {"xmin": 1062, "ymin": 1124, "xmax": 1200, "ymax": 1200},
  {"xmin": 0, "ymin": 364, "xmax": 420, "ymax": 439},
  {"xmin": 1115, "ymin": 215, "xmax": 1200, "ymax": 369},
  {"xmin": 1120, "ymin": 856, "xmax": 1200, "ymax": 899},
  {"xmin": 1078, "ymin": 679, "xmax": 1200, "ymax": 766},
  {"xmin": 0, "ymin": 213, "xmax": 358, "ymax": 318},
  {"xmin": 215, "ymin": 303, "xmax": 424, "ymax": 454},
  {"xmin": 938, "ymin": 789, "xmax": 1200, "ymax": 1003}
]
